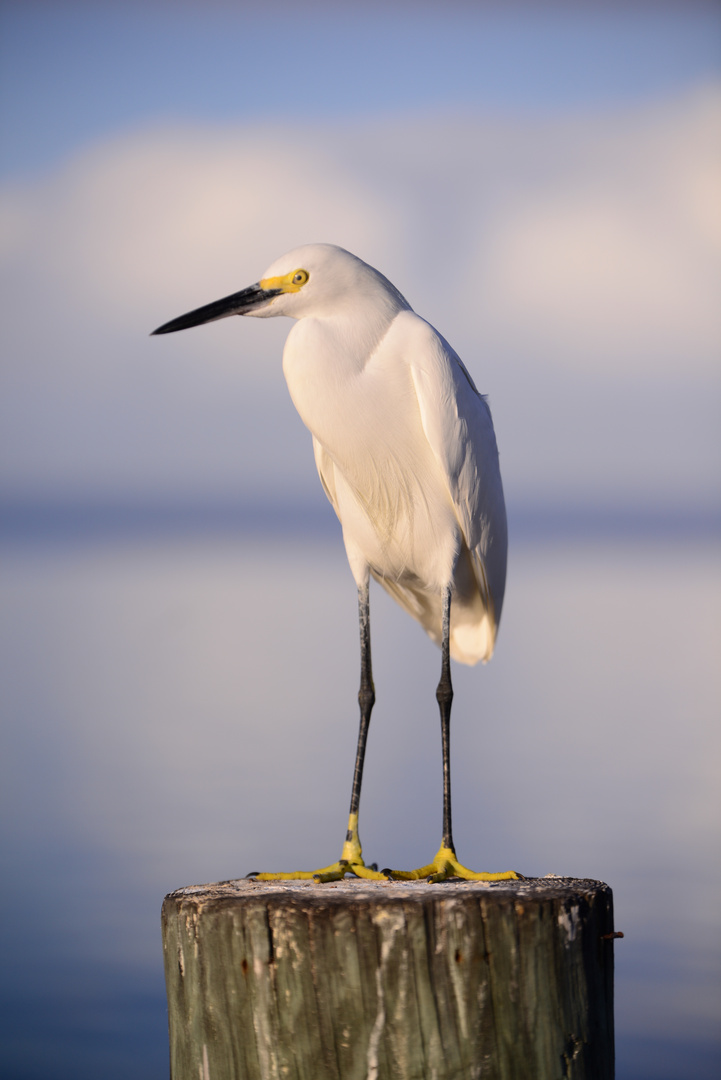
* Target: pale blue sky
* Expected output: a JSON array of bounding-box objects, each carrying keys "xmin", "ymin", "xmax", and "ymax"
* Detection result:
[
  {"xmin": 1, "ymin": 1, "xmax": 720, "ymax": 180},
  {"xmin": 1, "ymin": 2, "xmax": 719, "ymax": 518}
]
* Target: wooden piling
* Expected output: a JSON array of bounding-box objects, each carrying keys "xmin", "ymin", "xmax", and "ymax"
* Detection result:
[{"xmin": 162, "ymin": 876, "xmax": 615, "ymax": 1080}]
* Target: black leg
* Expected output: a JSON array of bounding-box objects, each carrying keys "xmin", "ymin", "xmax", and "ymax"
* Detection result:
[
  {"xmin": 437, "ymin": 585, "xmax": 455, "ymax": 853},
  {"xmin": 384, "ymin": 583, "xmax": 519, "ymax": 882},
  {"xmin": 248, "ymin": 583, "xmax": 387, "ymax": 879},
  {"xmin": 347, "ymin": 582, "xmax": 375, "ymax": 832}
]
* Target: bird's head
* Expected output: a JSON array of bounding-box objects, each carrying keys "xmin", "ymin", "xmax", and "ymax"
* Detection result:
[{"xmin": 151, "ymin": 244, "xmax": 409, "ymax": 335}]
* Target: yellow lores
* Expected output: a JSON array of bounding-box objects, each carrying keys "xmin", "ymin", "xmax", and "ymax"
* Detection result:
[
  {"xmin": 153, "ymin": 244, "xmax": 521, "ymax": 885},
  {"xmin": 259, "ymin": 268, "xmax": 309, "ymax": 293}
]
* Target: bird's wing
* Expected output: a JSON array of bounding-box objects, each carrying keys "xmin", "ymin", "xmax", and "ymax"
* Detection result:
[
  {"xmin": 405, "ymin": 314, "xmax": 508, "ymax": 630},
  {"xmin": 312, "ymin": 436, "xmax": 340, "ymax": 514}
]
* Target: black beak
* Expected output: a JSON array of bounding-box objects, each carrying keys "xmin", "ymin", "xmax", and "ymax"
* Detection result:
[{"xmin": 151, "ymin": 282, "xmax": 282, "ymax": 335}]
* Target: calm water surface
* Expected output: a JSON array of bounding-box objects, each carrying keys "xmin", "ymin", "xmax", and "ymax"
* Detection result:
[{"xmin": 1, "ymin": 532, "xmax": 719, "ymax": 1079}]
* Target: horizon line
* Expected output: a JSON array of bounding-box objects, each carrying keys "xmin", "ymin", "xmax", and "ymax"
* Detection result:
[{"xmin": 0, "ymin": 495, "xmax": 717, "ymax": 547}]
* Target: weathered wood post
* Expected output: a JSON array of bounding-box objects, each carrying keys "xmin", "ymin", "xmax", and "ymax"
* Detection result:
[{"xmin": 162, "ymin": 877, "xmax": 615, "ymax": 1080}]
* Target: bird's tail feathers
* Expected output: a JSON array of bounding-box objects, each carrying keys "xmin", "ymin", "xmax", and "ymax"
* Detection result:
[{"xmin": 372, "ymin": 559, "xmax": 496, "ymax": 666}]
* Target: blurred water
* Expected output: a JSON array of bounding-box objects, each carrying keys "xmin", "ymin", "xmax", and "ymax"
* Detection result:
[{"xmin": 1, "ymin": 527, "xmax": 719, "ymax": 1079}]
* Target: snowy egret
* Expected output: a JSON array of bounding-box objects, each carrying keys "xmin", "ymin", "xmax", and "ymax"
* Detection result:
[{"xmin": 153, "ymin": 244, "xmax": 518, "ymax": 883}]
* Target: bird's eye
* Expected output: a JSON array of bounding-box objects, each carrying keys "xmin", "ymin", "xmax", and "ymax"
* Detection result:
[{"xmin": 292, "ymin": 270, "xmax": 309, "ymax": 286}]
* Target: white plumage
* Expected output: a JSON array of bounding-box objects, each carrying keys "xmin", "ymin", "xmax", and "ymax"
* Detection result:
[
  {"xmin": 153, "ymin": 242, "xmax": 515, "ymax": 883},
  {"xmin": 251, "ymin": 244, "xmax": 507, "ymax": 663}
]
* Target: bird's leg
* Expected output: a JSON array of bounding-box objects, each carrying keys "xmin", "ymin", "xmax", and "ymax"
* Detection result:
[
  {"xmin": 385, "ymin": 587, "xmax": 521, "ymax": 883},
  {"xmin": 340, "ymin": 582, "xmax": 375, "ymax": 865},
  {"xmin": 313, "ymin": 581, "xmax": 385, "ymax": 881},
  {"xmin": 437, "ymin": 583, "xmax": 457, "ymax": 858},
  {"xmin": 251, "ymin": 582, "xmax": 385, "ymax": 882}
]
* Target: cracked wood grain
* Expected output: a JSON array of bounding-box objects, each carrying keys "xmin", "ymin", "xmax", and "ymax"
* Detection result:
[{"xmin": 162, "ymin": 877, "xmax": 615, "ymax": 1080}]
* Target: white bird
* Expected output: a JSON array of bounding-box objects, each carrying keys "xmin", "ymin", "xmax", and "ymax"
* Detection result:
[{"xmin": 153, "ymin": 243, "xmax": 518, "ymax": 883}]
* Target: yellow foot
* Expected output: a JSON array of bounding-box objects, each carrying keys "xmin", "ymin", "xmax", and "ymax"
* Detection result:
[
  {"xmin": 246, "ymin": 812, "xmax": 388, "ymax": 883},
  {"xmin": 383, "ymin": 843, "xmax": 523, "ymax": 884},
  {"xmin": 248, "ymin": 858, "xmax": 387, "ymax": 883}
]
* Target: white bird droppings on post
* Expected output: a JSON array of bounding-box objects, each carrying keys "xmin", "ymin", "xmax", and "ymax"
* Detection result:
[
  {"xmin": 367, "ymin": 907, "xmax": 406, "ymax": 1080},
  {"xmin": 559, "ymin": 903, "xmax": 580, "ymax": 945}
]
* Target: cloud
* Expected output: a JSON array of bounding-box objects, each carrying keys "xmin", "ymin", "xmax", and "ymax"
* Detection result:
[{"xmin": 0, "ymin": 88, "xmax": 719, "ymax": 504}]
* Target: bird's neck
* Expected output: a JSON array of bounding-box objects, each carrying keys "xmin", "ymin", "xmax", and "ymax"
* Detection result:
[
  {"xmin": 281, "ymin": 307, "xmax": 398, "ymax": 446},
  {"xmin": 288, "ymin": 303, "xmax": 398, "ymax": 378}
]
